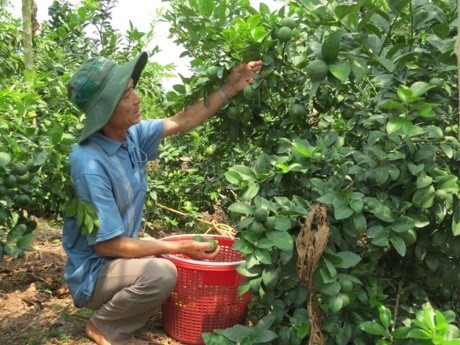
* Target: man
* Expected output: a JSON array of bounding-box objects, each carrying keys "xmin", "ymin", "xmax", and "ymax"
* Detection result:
[{"xmin": 63, "ymin": 51, "xmax": 262, "ymax": 345}]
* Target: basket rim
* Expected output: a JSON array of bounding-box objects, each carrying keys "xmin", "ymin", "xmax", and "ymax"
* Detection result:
[{"xmin": 160, "ymin": 234, "xmax": 245, "ymax": 267}]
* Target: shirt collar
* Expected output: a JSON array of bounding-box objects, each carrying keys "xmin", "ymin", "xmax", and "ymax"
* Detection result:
[{"xmin": 87, "ymin": 132, "xmax": 125, "ymax": 156}]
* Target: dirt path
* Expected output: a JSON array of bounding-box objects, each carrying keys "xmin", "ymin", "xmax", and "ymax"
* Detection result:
[{"xmin": 0, "ymin": 222, "xmax": 183, "ymax": 345}]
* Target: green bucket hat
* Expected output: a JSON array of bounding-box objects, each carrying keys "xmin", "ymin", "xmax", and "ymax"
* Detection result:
[{"xmin": 67, "ymin": 52, "xmax": 148, "ymax": 143}]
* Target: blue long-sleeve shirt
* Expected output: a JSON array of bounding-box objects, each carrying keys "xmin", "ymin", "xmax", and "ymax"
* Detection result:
[{"xmin": 62, "ymin": 119, "xmax": 164, "ymax": 307}]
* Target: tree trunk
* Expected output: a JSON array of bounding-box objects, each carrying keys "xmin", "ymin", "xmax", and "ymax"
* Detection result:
[{"xmin": 22, "ymin": 0, "xmax": 33, "ymax": 71}]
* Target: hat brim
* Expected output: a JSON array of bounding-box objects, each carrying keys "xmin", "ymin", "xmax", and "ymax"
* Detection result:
[{"xmin": 78, "ymin": 52, "xmax": 148, "ymax": 143}]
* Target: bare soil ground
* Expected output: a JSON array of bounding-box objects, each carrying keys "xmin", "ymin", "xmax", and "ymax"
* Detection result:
[{"xmin": 0, "ymin": 219, "xmax": 185, "ymax": 345}]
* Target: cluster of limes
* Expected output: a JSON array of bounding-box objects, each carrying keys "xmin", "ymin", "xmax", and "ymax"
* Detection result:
[
  {"xmin": 275, "ymin": 17, "xmax": 296, "ymax": 43},
  {"xmin": 246, "ymin": 207, "xmax": 275, "ymax": 234},
  {"xmin": 328, "ymin": 278, "xmax": 354, "ymax": 313},
  {"xmin": 0, "ymin": 156, "xmax": 41, "ymax": 213},
  {"xmin": 227, "ymin": 106, "xmax": 254, "ymax": 125}
]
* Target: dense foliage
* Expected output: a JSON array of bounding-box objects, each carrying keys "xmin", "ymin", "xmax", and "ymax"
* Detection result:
[
  {"xmin": 0, "ymin": 0, "xmax": 459, "ymax": 344},
  {"xmin": 0, "ymin": 0, "xmax": 170, "ymax": 257},
  {"xmin": 163, "ymin": 0, "xmax": 460, "ymax": 344}
]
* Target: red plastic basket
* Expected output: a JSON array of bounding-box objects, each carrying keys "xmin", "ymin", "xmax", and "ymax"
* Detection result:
[{"xmin": 161, "ymin": 234, "xmax": 251, "ymax": 345}]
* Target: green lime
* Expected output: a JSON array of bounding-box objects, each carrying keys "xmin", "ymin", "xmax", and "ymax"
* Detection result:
[
  {"xmin": 15, "ymin": 194, "xmax": 31, "ymax": 208},
  {"xmin": 243, "ymin": 85, "xmax": 258, "ymax": 100},
  {"xmin": 13, "ymin": 162, "xmax": 28, "ymax": 176},
  {"xmin": 328, "ymin": 295, "xmax": 343, "ymax": 314},
  {"xmin": 228, "ymin": 107, "xmax": 240, "ymax": 119},
  {"xmin": 280, "ymin": 17, "xmax": 296, "ymax": 29},
  {"xmin": 249, "ymin": 220, "xmax": 265, "ymax": 234},
  {"xmin": 204, "ymin": 238, "xmax": 218, "ymax": 253},
  {"xmin": 429, "ymin": 77, "xmax": 442, "ymax": 87},
  {"xmin": 401, "ymin": 229, "xmax": 417, "ymax": 246},
  {"xmin": 26, "ymin": 160, "xmax": 40, "ymax": 173},
  {"xmin": 204, "ymin": 145, "xmax": 216, "ymax": 156},
  {"xmin": 341, "ymin": 106, "xmax": 354, "ymax": 120},
  {"xmin": 277, "ymin": 26, "xmax": 293, "ymax": 42},
  {"xmin": 0, "ymin": 152, "xmax": 11, "ymax": 168},
  {"xmin": 0, "ymin": 184, "xmax": 7, "ymax": 198},
  {"xmin": 339, "ymin": 278, "xmax": 353, "ymax": 293},
  {"xmin": 254, "ymin": 208, "xmax": 268, "ymax": 222},
  {"xmin": 438, "ymin": 287, "xmax": 452, "ymax": 302},
  {"xmin": 17, "ymin": 172, "xmax": 32, "ymax": 183},
  {"xmin": 306, "ymin": 60, "xmax": 329, "ymax": 81},
  {"xmin": 264, "ymin": 217, "xmax": 276, "ymax": 230},
  {"xmin": 206, "ymin": 66, "xmax": 220, "ymax": 80},
  {"xmin": 5, "ymin": 175, "xmax": 17, "ymax": 188},
  {"xmin": 289, "ymin": 104, "xmax": 306, "ymax": 123},
  {"xmin": 26, "ymin": 220, "xmax": 38, "ymax": 231},
  {"xmin": 192, "ymin": 235, "xmax": 204, "ymax": 242},
  {"xmin": 338, "ymin": 293, "xmax": 350, "ymax": 308},
  {"xmin": 435, "ymin": 189, "xmax": 449, "ymax": 201},
  {"xmin": 240, "ymin": 110, "xmax": 253, "ymax": 124}
]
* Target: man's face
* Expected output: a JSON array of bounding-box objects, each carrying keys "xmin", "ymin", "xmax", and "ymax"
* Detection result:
[{"xmin": 107, "ymin": 79, "xmax": 142, "ymax": 130}]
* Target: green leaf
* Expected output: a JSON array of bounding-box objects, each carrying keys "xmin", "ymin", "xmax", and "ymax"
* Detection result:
[
  {"xmin": 50, "ymin": 123, "xmax": 64, "ymax": 145},
  {"xmin": 251, "ymin": 26, "xmax": 266, "ymax": 42},
  {"xmin": 4, "ymin": 245, "xmax": 22, "ymax": 259},
  {"xmin": 378, "ymin": 305, "xmax": 392, "ymax": 329},
  {"xmin": 274, "ymin": 216, "xmax": 292, "ymax": 231},
  {"xmin": 255, "ymin": 153, "xmax": 271, "ymax": 173},
  {"xmin": 261, "ymin": 267, "xmax": 278, "ymax": 286},
  {"xmin": 242, "ymin": 183, "xmax": 260, "ymax": 201},
  {"xmin": 222, "ymin": 324, "xmax": 255, "ymax": 342},
  {"xmin": 7, "ymin": 225, "xmax": 28, "ymax": 242},
  {"xmin": 391, "ymin": 216, "xmax": 415, "ymax": 233},
  {"xmin": 255, "ymin": 248, "xmax": 272, "ymax": 265},
  {"xmin": 229, "ymin": 165, "xmax": 257, "ymax": 181},
  {"xmin": 370, "ymin": 202, "xmax": 395, "ymax": 222},
  {"xmin": 386, "ymin": 117, "xmax": 413, "ymax": 134},
  {"xmin": 333, "ymin": 198, "xmax": 353, "ymax": 220},
  {"xmin": 406, "ymin": 328, "xmax": 432, "ymax": 339},
  {"xmin": 321, "ymin": 281, "xmax": 341, "ymax": 296},
  {"xmin": 255, "ymin": 314, "xmax": 277, "ymax": 333},
  {"xmin": 266, "ymin": 230, "xmax": 293, "ymax": 251},
  {"xmin": 202, "ymin": 333, "xmax": 234, "ymax": 345},
  {"xmin": 378, "ymin": 57, "xmax": 395, "ymax": 72},
  {"xmin": 416, "ymin": 174, "xmax": 433, "ymax": 189},
  {"xmin": 390, "ymin": 236, "xmax": 406, "ymax": 257},
  {"xmin": 410, "ymin": 81, "xmax": 435, "ymax": 97},
  {"xmin": 329, "ymin": 61, "xmax": 351, "ymax": 82},
  {"xmin": 64, "ymin": 198, "xmax": 78, "ymax": 217},
  {"xmin": 334, "ymin": 251, "xmax": 361, "ymax": 268},
  {"xmin": 316, "ymin": 192, "xmax": 337, "ymax": 204},
  {"xmin": 352, "ymin": 213, "xmax": 367, "ymax": 234},
  {"xmin": 408, "ymin": 163, "xmax": 425, "ymax": 176},
  {"xmin": 453, "ymin": 196, "xmax": 460, "ymax": 236},
  {"xmin": 253, "ymin": 329, "xmax": 278, "ymax": 343},
  {"xmin": 377, "ymin": 99, "xmax": 405, "ymax": 111},
  {"xmin": 224, "ymin": 170, "xmax": 242, "ymax": 185},
  {"xmin": 228, "ymin": 202, "xmax": 253, "ymax": 216},
  {"xmin": 360, "ymin": 321, "xmax": 386, "ymax": 336},
  {"xmin": 412, "ymin": 186, "xmax": 436, "ymax": 209},
  {"xmin": 321, "ymin": 30, "xmax": 343, "ymax": 64},
  {"xmin": 16, "ymin": 233, "xmax": 35, "ymax": 249}
]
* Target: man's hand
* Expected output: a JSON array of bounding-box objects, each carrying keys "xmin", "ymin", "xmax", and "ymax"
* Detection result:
[
  {"xmin": 221, "ymin": 60, "xmax": 264, "ymax": 98},
  {"xmin": 161, "ymin": 59, "xmax": 264, "ymax": 138},
  {"xmin": 178, "ymin": 239, "xmax": 221, "ymax": 260}
]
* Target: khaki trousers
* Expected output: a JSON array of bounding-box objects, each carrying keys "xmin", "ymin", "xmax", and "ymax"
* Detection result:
[{"xmin": 85, "ymin": 257, "xmax": 177, "ymax": 343}]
